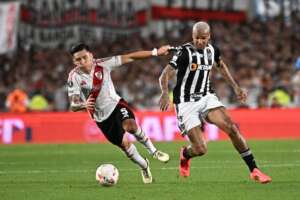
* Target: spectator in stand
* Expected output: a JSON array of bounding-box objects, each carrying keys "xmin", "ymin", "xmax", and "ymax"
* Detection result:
[
  {"xmin": 28, "ymin": 90, "xmax": 50, "ymax": 111},
  {"xmin": 0, "ymin": 16, "xmax": 299, "ymax": 111},
  {"xmin": 5, "ymin": 85, "xmax": 29, "ymax": 113}
]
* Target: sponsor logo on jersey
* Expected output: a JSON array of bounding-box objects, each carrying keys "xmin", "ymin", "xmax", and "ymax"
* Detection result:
[
  {"xmin": 190, "ymin": 63, "xmax": 198, "ymax": 71},
  {"xmin": 207, "ymin": 51, "xmax": 212, "ymax": 60}
]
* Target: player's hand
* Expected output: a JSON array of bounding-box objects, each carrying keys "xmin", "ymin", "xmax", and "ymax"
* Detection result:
[
  {"xmin": 159, "ymin": 92, "xmax": 170, "ymax": 111},
  {"xmin": 157, "ymin": 45, "xmax": 171, "ymax": 56},
  {"xmin": 86, "ymin": 96, "xmax": 96, "ymax": 110},
  {"xmin": 234, "ymin": 87, "xmax": 247, "ymax": 104}
]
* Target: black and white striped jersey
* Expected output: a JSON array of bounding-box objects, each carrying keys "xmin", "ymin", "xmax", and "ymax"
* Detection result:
[{"xmin": 169, "ymin": 42, "xmax": 221, "ymax": 104}]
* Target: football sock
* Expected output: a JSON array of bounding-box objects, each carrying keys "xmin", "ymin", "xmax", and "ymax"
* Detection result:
[
  {"xmin": 125, "ymin": 144, "xmax": 148, "ymax": 169},
  {"xmin": 240, "ymin": 149, "xmax": 258, "ymax": 172},
  {"xmin": 183, "ymin": 146, "xmax": 194, "ymax": 159},
  {"xmin": 133, "ymin": 127, "xmax": 157, "ymax": 155}
]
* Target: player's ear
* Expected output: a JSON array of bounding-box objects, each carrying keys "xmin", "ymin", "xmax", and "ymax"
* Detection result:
[{"xmin": 89, "ymin": 52, "xmax": 94, "ymax": 59}]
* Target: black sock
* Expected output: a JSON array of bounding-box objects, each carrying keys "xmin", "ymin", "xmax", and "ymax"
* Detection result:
[
  {"xmin": 183, "ymin": 147, "xmax": 193, "ymax": 160},
  {"xmin": 240, "ymin": 149, "xmax": 258, "ymax": 172}
]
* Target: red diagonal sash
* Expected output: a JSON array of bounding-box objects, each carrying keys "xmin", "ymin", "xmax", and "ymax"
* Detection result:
[{"xmin": 87, "ymin": 65, "xmax": 104, "ymax": 119}]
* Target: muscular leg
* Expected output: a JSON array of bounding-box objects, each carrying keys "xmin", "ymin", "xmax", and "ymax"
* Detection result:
[
  {"xmin": 122, "ymin": 119, "xmax": 157, "ymax": 154},
  {"xmin": 179, "ymin": 125, "xmax": 207, "ymax": 177},
  {"xmin": 183, "ymin": 126, "xmax": 207, "ymax": 159},
  {"xmin": 206, "ymin": 107, "xmax": 248, "ymax": 153},
  {"xmin": 119, "ymin": 134, "xmax": 148, "ymax": 169},
  {"xmin": 116, "ymin": 122, "xmax": 153, "ymax": 183},
  {"xmin": 206, "ymin": 107, "xmax": 258, "ymax": 172}
]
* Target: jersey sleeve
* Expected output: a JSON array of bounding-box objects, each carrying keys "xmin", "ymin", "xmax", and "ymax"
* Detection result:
[
  {"xmin": 67, "ymin": 72, "xmax": 81, "ymax": 97},
  {"xmin": 169, "ymin": 47, "xmax": 189, "ymax": 69},
  {"xmin": 95, "ymin": 56, "xmax": 122, "ymax": 71},
  {"xmin": 213, "ymin": 45, "xmax": 221, "ymax": 65}
]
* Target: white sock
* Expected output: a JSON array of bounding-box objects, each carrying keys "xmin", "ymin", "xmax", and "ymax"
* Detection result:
[
  {"xmin": 124, "ymin": 144, "xmax": 147, "ymax": 169},
  {"xmin": 133, "ymin": 127, "xmax": 157, "ymax": 155}
]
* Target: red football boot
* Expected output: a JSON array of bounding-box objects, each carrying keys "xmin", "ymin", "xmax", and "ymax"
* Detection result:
[{"xmin": 179, "ymin": 147, "xmax": 191, "ymax": 177}]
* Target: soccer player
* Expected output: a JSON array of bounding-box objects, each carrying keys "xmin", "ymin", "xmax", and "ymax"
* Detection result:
[
  {"xmin": 67, "ymin": 43, "xmax": 170, "ymax": 184},
  {"xmin": 159, "ymin": 21, "xmax": 272, "ymax": 184}
]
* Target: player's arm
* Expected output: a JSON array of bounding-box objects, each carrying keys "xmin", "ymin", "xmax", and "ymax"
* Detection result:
[
  {"xmin": 159, "ymin": 64, "xmax": 176, "ymax": 111},
  {"xmin": 215, "ymin": 60, "xmax": 247, "ymax": 103},
  {"xmin": 120, "ymin": 45, "xmax": 171, "ymax": 64},
  {"xmin": 69, "ymin": 94, "xmax": 86, "ymax": 112},
  {"xmin": 69, "ymin": 94, "xmax": 96, "ymax": 112}
]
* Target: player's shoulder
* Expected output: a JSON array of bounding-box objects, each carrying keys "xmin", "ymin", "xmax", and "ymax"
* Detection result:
[
  {"xmin": 207, "ymin": 43, "xmax": 220, "ymax": 51},
  {"xmin": 94, "ymin": 57, "xmax": 119, "ymax": 70},
  {"xmin": 182, "ymin": 42, "xmax": 193, "ymax": 49},
  {"xmin": 95, "ymin": 57, "xmax": 111, "ymax": 65},
  {"xmin": 170, "ymin": 43, "xmax": 191, "ymax": 56},
  {"xmin": 176, "ymin": 42, "xmax": 193, "ymax": 52},
  {"xmin": 67, "ymin": 66, "xmax": 83, "ymax": 80}
]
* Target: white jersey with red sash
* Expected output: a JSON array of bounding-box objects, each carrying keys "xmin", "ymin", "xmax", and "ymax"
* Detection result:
[{"xmin": 67, "ymin": 56, "xmax": 122, "ymax": 122}]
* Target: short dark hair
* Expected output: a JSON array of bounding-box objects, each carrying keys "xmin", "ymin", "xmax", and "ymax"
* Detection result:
[{"xmin": 69, "ymin": 43, "xmax": 90, "ymax": 55}]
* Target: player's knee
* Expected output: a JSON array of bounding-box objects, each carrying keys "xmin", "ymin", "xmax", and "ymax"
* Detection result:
[
  {"xmin": 226, "ymin": 122, "xmax": 240, "ymax": 137},
  {"xmin": 120, "ymin": 139, "xmax": 131, "ymax": 151},
  {"xmin": 122, "ymin": 120, "xmax": 138, "ymax": 133},
  {"xmin": 193, "ymin": 144, "xmax": 207, "ymax": 156}
]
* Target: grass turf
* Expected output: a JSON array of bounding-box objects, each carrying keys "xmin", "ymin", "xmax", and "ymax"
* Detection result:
[{"xmin": 1, "ymin": 140, "xmax": 300, "ymax": 200}]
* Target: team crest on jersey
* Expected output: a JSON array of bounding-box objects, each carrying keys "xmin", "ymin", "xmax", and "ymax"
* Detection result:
[
  {"xmin": 176, "ymin": 50, "xmax": 183, "ymax": 57},
  {"xmin": 95, "ymin": 71, "xmax": 103, "ymax": 80},
  {"xmin": 207, "ymin": 51, "xmax": 212, "ymax": 60}
]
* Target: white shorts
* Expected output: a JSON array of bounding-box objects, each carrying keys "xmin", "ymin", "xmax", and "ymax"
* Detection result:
[{"xmin": 174, "ymin": 93, "xmax": 224, "ymax": 135}]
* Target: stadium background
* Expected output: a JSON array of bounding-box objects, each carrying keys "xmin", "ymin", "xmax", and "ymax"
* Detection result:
[
  {"xmin": 1, "ymin": 1, "xmax": 300, "ymax": 200},
  {"xmin": 0, "ymin": 0, "xmax": 300, "ymax": 144}
]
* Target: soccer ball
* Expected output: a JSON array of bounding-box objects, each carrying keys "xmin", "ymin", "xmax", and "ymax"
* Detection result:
[{"xmin": 96, "ymin": 164, "xmax": 119, "ymax": 186}]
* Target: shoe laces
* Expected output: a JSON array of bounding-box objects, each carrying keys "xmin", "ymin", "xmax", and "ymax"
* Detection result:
[
  {"xmin": 155, "ymin": 151, "xmax": 164, "ymax": 157},
  {"xmin": 142, "ymin": 169, "xmax": 150, "ymax": 178}
]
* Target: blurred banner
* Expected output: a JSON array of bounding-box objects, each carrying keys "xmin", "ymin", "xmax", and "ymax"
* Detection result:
[
  {"xmin": 1, "ymin": 109, "xmax": 300, "ymax": 144},
  {"xmin": 0, "ymin": 2, "xmax": 20, "ymax": 54},
  {"xmin": 151, "ymin": 0, "xmax": 248, "ymax": 22},
  {"xmin": 19, "ymin": 0, "xmax": 149, "ymax": 48},
  {"xmin": 18, "ymin": 0, "xmax": 251, "ymax": 48},
  {"xmin": 151, "ymin": 0, "xmax": 249, "ymax": 10},
  {"xmin": 151, "ymin": 6, "xmax": 246, "ymax": 22}
]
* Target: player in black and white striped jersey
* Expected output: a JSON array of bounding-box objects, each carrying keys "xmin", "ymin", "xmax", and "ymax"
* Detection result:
[{"xmin": 159, "ymin": 21, "xmax": 271, "ymax": 183}]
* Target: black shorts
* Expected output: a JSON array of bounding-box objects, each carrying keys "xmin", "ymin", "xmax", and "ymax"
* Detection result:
[{"xmin": 96, "ymin": 99, "xmax": 135, "ymax": 146}]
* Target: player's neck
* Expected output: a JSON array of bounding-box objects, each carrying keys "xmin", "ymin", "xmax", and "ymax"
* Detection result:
[
  {"xmin": 192, "ymin": 42, "xmax": 206, "ymax": 50},
  {"xmin": 80, "ymin": 65, "xmax": 92, "ymax": 74}
]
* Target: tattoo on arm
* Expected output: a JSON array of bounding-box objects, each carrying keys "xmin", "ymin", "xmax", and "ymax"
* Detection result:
[
  {"xmin": 159, "ymin": 65, "xmax": 176, "ymax": 93},
  {"xmin": 69, "ymin": 94, "xmax": 86, "ymax": 112}
]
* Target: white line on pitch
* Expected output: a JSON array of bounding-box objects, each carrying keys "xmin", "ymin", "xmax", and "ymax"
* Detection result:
[{"xmin": 1, "ymin": 163, "xmax": 300, "ymax": 175}]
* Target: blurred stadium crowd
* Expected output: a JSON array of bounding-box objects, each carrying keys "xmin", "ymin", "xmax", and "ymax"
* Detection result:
[{"xmin": 1, "ymin": 17, "xmax": 300, "ymax": 112}]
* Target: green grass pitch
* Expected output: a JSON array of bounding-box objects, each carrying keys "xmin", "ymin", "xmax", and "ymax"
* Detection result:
[{"xmin": 1, "ymin": 140, "xmax": 300, "ymax": 200}]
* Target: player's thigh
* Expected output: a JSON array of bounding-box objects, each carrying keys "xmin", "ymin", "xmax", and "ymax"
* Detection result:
[
  {"xmin": 175, "ymin": 102, "xmax": 203, "ymax": 135},
  {"xmin": 96, "ymin": 118, "xmax": 124, "ymax": 147},
  {"xmin": 206, "ymin": 107, "xmax": 233, "ymax": 129},
  {"xmin": 116, "ymin": 100, "xmax": 137, "ymax": 132}
]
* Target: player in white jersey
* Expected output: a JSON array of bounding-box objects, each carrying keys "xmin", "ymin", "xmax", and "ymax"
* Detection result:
[{"xmin": 67, "ymin": 43, "xmax": 170, "ymax": 184}]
